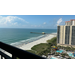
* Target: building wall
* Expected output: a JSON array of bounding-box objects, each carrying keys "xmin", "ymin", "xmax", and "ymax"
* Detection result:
[
  {"xmin": 60, "ymin": 26, "xmax": 62, "ymax": 44},
  {"xmin": 57, "ymin": 43, "xmax": 75, "ymax": 48},
  {"xmin": 65, "ymin": 22, "xmax": 67, "ymax": 25},
  {"xmin": 66, "ymin": 21, "xmax": 75, "ymax": 25},
  {"xmin": 57, "ymin": 25, "xmax": 64, "ymax": 44},
  {"xmin": 69, "ymin": 26, "xmax": 72, "ymax": 45},
  {"xmin": 57, "ymin": 21, "xmax": 75, "ymax": 48},
  {"xmin": 72, "ymin": 21, "xmax": 74, "ymax": 25},
  {"xmin": 63, "ymin": 26, "xmax": 65, "ymax": 44},
  {"xmin": 68, "ymin": 22, "xmax": 71, "ymax": 25},
  {"xmin": 71, "ymin": 26, "xmax": 75, "ymax": 45},
  {"xmin": 70, "ymin": 20, "xmax": 75, "ymax": 25},
  {"xmin": 65, "ymin": 26, "xmax": 70, "ymax": 44},
  {"xmin": 62, "ymin": 26, "xmax": 64, "ymax": 44},
  {"xmin": 74, "ymin": 21, "xmax": 75, "ymax": 25},
  {"xmin": 70, "ymin": 21, "xmax": 72, "ymax": 25},
  {"xmin": 58, "ymin": 26, "xmax": 64, "ymax": 44},
  {"xmin": 57, "ymin": 26, "xmax": 60, "ymax": 43}
]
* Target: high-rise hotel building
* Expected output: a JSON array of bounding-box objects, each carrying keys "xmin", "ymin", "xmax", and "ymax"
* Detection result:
[{"xmin": 57, "ymin": 19, "xmax": 75, "ymax": 48}]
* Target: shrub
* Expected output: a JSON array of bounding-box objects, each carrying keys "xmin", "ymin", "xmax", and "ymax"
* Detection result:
[
  {"xmin": 62, "ymin": 55, "xmax": 65, "ymax": 58},
  {"xmin": 61, "ymin": 53, "xmax": 69, "ymax": 58},
  {"xmin": 68, "ymin": 57, "xmax": 71, "ymax": 59},
  {"xmin": 47, "ymin": 37, "xmax": 57, "ymax": 46},
  {"xmin": 42, "ymin": 48, "xmax": 44, "ymax": 49}
]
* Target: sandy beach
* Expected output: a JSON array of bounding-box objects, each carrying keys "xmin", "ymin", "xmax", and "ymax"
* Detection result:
[
  {"xmin": 0, "ymin": 33, "xmax": 57, "ymax": 58},
  {"xmin": 18, "ymin": 33, "xmax": 57, "ymax": 50}
]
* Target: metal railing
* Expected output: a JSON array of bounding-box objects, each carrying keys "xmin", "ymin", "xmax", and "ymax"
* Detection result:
[{"xmin": 0, "ymin": 42, "xmax": 45, "ymax": 59}]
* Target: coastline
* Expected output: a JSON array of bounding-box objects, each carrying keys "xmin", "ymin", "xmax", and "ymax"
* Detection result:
[
  {"xmin": 0, "ymin": 32, "xmax": 57, "ymax": 57},
  {"xmin": 18, "ymin": 33, "xmax": 57, "ymax": 50}
]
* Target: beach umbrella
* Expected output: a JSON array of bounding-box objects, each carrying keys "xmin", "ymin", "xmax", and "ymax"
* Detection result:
[
  {"xmin": 53, "ymin": 48, "xmax": 56, "ymax": 50},
  {"xmin": 53, "ymin": 46, "xmax": 56, "ymax": 48},
  {"xmin": 56, "ymin": 47, "xmax": 57, "ymax": 49}
]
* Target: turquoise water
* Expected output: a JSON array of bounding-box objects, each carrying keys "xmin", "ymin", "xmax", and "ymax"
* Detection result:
[
  {"xmin": 51, "ymin": 57, "xmax": 58, "ymax": 59},
  {"xmin": 56, "ymin": 50, "xmax": 64, "ymax": 53},
  {"xmin": 68, "ymin": 53, "xmax": 74, "ymax": 57},
  {"xmin": 56, "ymin": 50, "xmax": 75, "ymax": 57},
  {"xmin": 0, "ymin": 28, "xmax": 57, "ymax": 46}
]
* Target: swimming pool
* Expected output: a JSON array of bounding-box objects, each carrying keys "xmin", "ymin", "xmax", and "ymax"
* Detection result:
[
  {"xmin": 50, "ymin": 57, "xmax": 58, "ymax": 59},
  {"xmin": 67, "ymin": 52, "xmax": 74, "ymax": 57},
  {"xmin": 56, "ymin": 50, "xmax": 64, "ymax": 53}
]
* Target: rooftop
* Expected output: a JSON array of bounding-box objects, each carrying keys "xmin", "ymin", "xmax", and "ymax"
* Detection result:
[{"xmin": 65, "ymin": 19, "xmax": 75, "ymax": 22}]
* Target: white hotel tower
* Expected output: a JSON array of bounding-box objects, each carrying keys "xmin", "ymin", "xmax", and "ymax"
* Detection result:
[{"xmin": 57, "ymin": 19, "xmax": 75, "ymax": 48}]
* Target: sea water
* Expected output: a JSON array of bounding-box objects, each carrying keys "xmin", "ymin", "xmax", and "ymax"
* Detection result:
[{"xmin": 0, "ymin": 28, "xmax": 57, "ymax": 46}]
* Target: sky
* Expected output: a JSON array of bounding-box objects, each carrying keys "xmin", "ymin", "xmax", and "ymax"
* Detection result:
[{"xmin": 0, "ymin": 15, "xmax": 75, "ymax": 29}]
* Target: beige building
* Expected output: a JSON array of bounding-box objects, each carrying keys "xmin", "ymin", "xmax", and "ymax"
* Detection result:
[{"xmin": 57, "ymin": 19, "xmax": 75, "ymax": 48}]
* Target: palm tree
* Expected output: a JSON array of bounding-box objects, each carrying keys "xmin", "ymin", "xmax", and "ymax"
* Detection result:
[
  {"xmin": 63, "ymin": 47, "xmax": 65, "ymax": 50},
  {"xmin": 71, "ymin": 46, "xmax": 73, "ymax": 49},
  {"xmin": 59, "ymin": 46, "xmax": 61, "ymax": 49},
  {"xmin": 51, "ymin": 48, "xmax": 53, "ymax": 55},
  {"xmin": 62, "ymin": 46, "xmax": 63, "ymax": 49}
]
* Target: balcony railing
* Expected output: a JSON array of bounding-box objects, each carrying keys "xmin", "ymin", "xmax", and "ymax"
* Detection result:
[{"xmin": 0, "ymin": 42, "xmax": 45, "ymax": 59}]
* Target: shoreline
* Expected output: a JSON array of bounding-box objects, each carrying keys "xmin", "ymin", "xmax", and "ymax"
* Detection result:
[
  {"xmin": 10, "ymin": 32, "xmax": 57, "ymax": 47},
  {"xmin": 17, "ymin": 33, "xmax": 57, "ymax": 50},
  {"xmin": 0, "ymin": 32, "xmax": 57, "ymax": 57}
]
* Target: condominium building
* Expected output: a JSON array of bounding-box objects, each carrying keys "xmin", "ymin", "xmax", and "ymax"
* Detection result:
[{"xmin": 57, "ymin": 19, "xmax": 75, "ymax": 48}]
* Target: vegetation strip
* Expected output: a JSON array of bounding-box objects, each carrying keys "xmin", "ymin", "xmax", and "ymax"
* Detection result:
[{"xmin": 27, "ymin": 37, "xmax": 75, "ymax": 59}]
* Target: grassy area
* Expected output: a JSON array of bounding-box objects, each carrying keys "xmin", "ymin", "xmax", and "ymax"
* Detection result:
[
  {"xmin": 31, "ymin": 43, "xmax": 48, "ymax": 55},
  {"xmin": 17, "ymin": 36, "xmax": 74, "ymax": 59},
  {"xmin": 16, "ymin": 36, "xmax": 67, "ymax": 58},
  {"xmin": 27, "ymin": 37, "xmax": 57, "ymax": 57},
  {"xmin": 47, "ymin": 37, "xmax": 57, "ymax": 46}
]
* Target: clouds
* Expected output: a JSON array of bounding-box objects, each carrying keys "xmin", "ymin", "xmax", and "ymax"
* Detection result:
[
  {"xmin": 30, "ymin": 25, "xmax": 41, "ymax": 28},
  {"xmin": 17, "ymin": 17, "xmax": 29, "ymax": 23},
  {"xmin": 0, "ymin": 15, "xmax": 64, "ymax": 29},
  {"xmin": 13, "ymin": 22, "xmax": 18, "ymax": 25},
  {"xmin": 43, "ymin": 22, "xmax": 46, "ymax": 25},
  {"xmin": 53, "ymin": 18, "xmax": 64, "ymax": 29},
  {"xmin": 0, "ymin": 16, "xmax": 28, "ymax": 27},
  {"xmin": 57, "ymin": 18, "xmax": 62, "ymax": 25}
]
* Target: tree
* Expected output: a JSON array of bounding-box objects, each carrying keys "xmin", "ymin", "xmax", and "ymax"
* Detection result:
[{"xmin": 68, "ymin": 57, "xmax": 71, "ymax": 59}]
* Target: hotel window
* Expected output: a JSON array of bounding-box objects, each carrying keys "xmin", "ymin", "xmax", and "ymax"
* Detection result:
[
  {"xmin": 65, "ymin": 26, "xmax": 70, "ymax": 44},
  {"xmin": 71, "ymin": 26, "xmax": 75, "ymax": 45}
]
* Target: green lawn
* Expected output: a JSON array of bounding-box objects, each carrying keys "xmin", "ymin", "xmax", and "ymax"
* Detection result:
[
  {"xmin": 47, "ymin": 37, "xmax": 57, "ymax": 46},
  {"xmin": 27, "ymin": 37, "xmax": 57, "ymax": 57},
  {"xmin": 28, "ymin": 43, "xmax": 48, "ymax": 55},
  {"xmin": 18, "ymin": 36, "xmax": 75, "ymax": 59},
  {"xmin": 17, "ymin": 37, "xmax": 57, "ymax": 59}
]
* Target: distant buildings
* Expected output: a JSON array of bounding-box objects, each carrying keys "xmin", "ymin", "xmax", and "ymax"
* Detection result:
[{"xmin": 57, "ymin": 19, "xmax": 75, "ymax": 48}]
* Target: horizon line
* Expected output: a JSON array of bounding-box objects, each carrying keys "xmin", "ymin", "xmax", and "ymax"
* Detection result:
[{"xmin": 0, "ymin": 28, "xmax": 57, "ymax": 29}]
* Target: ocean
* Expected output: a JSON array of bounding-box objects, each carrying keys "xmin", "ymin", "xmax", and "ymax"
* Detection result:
[{"xmin": 0, "ymin": 28, "xmax": 57, "ymax": 46}]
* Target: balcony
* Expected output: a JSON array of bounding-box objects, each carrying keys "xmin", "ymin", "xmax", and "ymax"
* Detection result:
[{"xmin": 0, "ymin": 42, "xmax": 45, "ymax": 59}]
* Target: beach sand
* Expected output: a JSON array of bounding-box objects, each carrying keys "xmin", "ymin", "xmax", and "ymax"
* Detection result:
[{"xmin": 18, "ymin": 33, "xmax": 57, "ymax": 50}]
